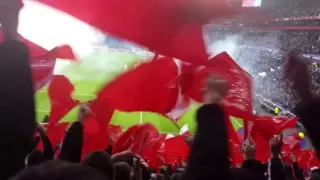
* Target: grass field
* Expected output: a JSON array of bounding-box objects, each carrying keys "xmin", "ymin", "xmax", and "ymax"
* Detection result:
[{"xmin": 35, "ymin": 50, "xmax": 243, "ymax": 134}]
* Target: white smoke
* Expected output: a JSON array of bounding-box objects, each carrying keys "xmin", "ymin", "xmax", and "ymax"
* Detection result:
[{"xmin": 208, "ymin": 35, "xmax": 242, "ymax": 60}]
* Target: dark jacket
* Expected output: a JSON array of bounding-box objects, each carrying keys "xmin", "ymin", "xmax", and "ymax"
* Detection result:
[
  {"xmin": 0, "ymin": 40, "xmax": 35, "ymax": 179},
  {"xmin": 242, "ymin": 159, "xmax": 266, "ymax": 180},
  {"xmin": 183, "ymin": 104, "xmax": 230, "ymax": 180}
]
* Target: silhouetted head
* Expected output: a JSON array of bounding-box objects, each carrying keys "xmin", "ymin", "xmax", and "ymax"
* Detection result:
[
  {"xmin": 170, "ymin": 173, "xmax": 182, "ymax": 180},
  {"xmin": 82, "ymin": 150, "xmax": 113, "ymax": 179},
  {"xmin": 113, "ymin": 162, "xmax": 131, "ymax": 180},
  {"xmin": 27, "ymin": 149, "xmax": 44, "ymax": 167},
  {"xmin": 11, "ymin": 160, "xmax": 108, "ymax": 180},
  {"xmin": 230, "ymin": 168, "xmax": 254, "ymax": 180}
]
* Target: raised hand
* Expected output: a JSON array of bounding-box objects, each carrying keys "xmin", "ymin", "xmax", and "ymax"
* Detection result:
[
  {"xmin": 270, "ymin": 134, "xmax": 283, "ymax": 158},
  {"xmin": 290, "ymin": 153, "xmax": 297, "ymax": 162},
  {"xmin": 77, "ymin": 103, "xmax": 92, "ymax": 122},
  {"xmin": 184, "ymin": 135, "xmax": 194, "ymax": 146},
  {"xmin": 241, "ymin": 136, "xmax": 256, "ymax": 160},
  {"xmin": 284, "ymin": 50, "xmax": 312, "ymax": 102},
  {"xmin": 111, "ymin": 150, "xmax": 135, "ymax": 163},
  {"xmin": 204, "ymin": 74, "xmax": 229, "ymax": 105}
]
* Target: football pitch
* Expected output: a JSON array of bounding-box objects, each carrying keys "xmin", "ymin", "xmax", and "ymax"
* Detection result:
[{"xmin": 35, "ymin": 50, "xmax": 243, "ymax": 134}]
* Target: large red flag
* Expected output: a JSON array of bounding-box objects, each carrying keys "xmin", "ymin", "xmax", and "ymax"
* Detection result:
[
  {"xmin": 187, "ymin": 52, "xmax": 253, "ymax": 139},
  {"xmin": 97, "ymin": 57, "xmax": 179, "ymax": 113},
  {"xmin": 141, "ymin": 134, "xmax": 167, "ymax": 168},
  {"xmin": 164, "ymin": 62, "xmax": 195, "ymax": 121},
  {"xmin": 37, "ymin": 0, "xmax": 240, "ymax": 65},
  {"xmin": 48, "ymin": 75, "xmax": 79, "ymax": 126},
  {"xmin": 107, "ymin": 125, "xmax": 122, "ymax": 142},
  {"xmin": 282, "ymin": 133, "xmax": 301, "ymax": 153},
  {"xmin": 112, "ymin": 124, "xmax": 158, "ymax": 155},
  {"xmin": 250, "ymin": 116, "xmax": 297, "ymax": 162},
  {"xmin": 112, "ymin": 125, "xmax": 140, "ymax": 154},
  {"xmin": 162, "ymin": 135, "xmax": 190, "ymax": 164},
  {"xmin": 188, "ymin": 52, "xmax": 252, "ymax": 115},
  {"xmin": 251, "ymin": 116, "xmax": 297, "ymax": 141},
  {"xmin": 87, "ymin": 98, "xmax": 115, "ymax": 128}
]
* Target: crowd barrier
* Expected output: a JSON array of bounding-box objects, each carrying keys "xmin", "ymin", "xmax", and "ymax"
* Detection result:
[
  {"xmin": 211, "ymin": 24, "xmax": 320, "ymax": 31},
  {"xmin": 228, "ymin": 16, "xmax": 320, "ymax": 23}
]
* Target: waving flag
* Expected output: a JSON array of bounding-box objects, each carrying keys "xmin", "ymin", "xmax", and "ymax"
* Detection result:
[
  {"xmin": 250, "ymin": 115, "xmax": 297, "ymax": 162},
  {"xmin": 112, "ymin": 123, "xmax": 159, "ymax": 155},
  {"xmin": 188, "ymin": 52, "xmax": 253, "ymax": 116},
  {"xmin": 48, "ymin": 75, "xmax": 79, "ymax": 126},
  {"xmin": 97, "ymin": 57, "xmax": 179, "ymax": 113},
  {"xmin": 35, "ymin": 0, "xmax": 241, "ymax": 65},
  {"xmin": 187, "ymin": 52, "xmax": 253, "ymax": 138}
]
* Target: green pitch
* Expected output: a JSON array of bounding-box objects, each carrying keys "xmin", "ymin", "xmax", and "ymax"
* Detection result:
[{"xmin": 35, "ymin": 50, "xmax": 243, "ymax": 134}]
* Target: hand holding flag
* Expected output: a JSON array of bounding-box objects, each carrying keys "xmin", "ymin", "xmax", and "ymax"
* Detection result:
[
  {"xmin": 78, "ymin": 103, "xmax": 93, "ymax": 123},
  {"xmin": 204, "ymin": 74, "xmax": 229, "ymax": 105},
  {"xmin": 270, "ymin": 134, "xmax": 283, "ymax": 158}
]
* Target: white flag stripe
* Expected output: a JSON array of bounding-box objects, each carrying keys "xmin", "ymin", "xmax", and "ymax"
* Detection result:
[
  {"xmin": 180, "ymin": 124, "xmax": 189, "ymax": 135},
  {"xmin": 165, "ymin": 134, "xmax": 175, "ymax": 139}
]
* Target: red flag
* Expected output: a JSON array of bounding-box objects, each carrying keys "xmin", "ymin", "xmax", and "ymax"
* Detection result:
[
  {"xmin": 112, "ymin": 124, "xmax": 158, "ymax": 155},
  {"xmin": 87, "ymin": 99, "xmax": 115, "ymax": 128},
  {"xmin": 97, "ymin": 57, "xmax": 179, "ymax": 113},
  {"xmin": 252, "ymin": 116, "xmax": 297, "ymax": 141},
  {"xmin": 81, "ymin": 100, "xmax": 116, "ymax": 158},
  {"xmin": 188, "ymin": 52, "xmax": 252, "ymax": 115},
  {"xmin": 82, "ymin": 116, "xmax": 101, "ymax": 135},
  {"xmin": 253, "ymin": 133, "xmax": 270, "ymax": 163},
  {"xmin": 187, "ymin": 52, "xmax": 253, "ymax": 138},
  {"xmin": 129, "ymin": 123, "xmax": 159, "ymax": 154},
  {"xmin": 83, "ymin": 127, "xmax": 109, "ymax": 159},
  {"xmin": 107, "ymin": 125, "xmax": 122, "ymax": 142},
  {"xmin": 250, "ymin": 116, "xmax": 297, "ymax": 162},
  {"xmin": 141, "ymin": 134, "xmax": 167, "ymax": 168},
  {"xmin": 48, "ymin": 75, "xmax": 79, "ymax": 126},
  {"xmin": 165, "ymin": 96, "xmax": 190, "ymax": 122},
  {"xmin": 112, "ymin": 125, "xmax": 139, "ymax": 154},
  {"xmin": 295, "ymin": 150, "xmax": 313, "ymax": 168},
  {"xmin": 163, "ymin": 135, "xmax": 190, "ymax": 164},
  {"xmin": 37, "ymin": 0, "xmax": 240, "ymax": 65},
  {"xmin": 282, "ymin": 133, "xmax": 301, "ymax": 152},
  {"xmin": 164, "ymin": 62, "xmax": 195, "ymax": 121}
]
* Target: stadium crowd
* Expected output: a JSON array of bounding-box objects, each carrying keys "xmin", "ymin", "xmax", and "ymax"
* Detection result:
[
  {"xmin": 205, "ymin": 28, "xmax": 320, "ymax": 110},
  {"xmin": 269, "ymin": 0, "xmax": 320, "ymax": 19},
  {"xmin": 1, "ymin": 1, "xmax": 320, "ymax": 180}
]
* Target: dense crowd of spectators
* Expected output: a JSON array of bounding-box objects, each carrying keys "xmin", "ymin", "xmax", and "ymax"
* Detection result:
[
  {"xmin": 205, "ymin": 28, "xmax": 320, "ymax": 110},
  {"xmin": 207, "ymin": 28, "xmax": 320, "ymax": 54},
  {"xmin": 269, "ymin": 0, "xmax": 320, "ymax": 19}
]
